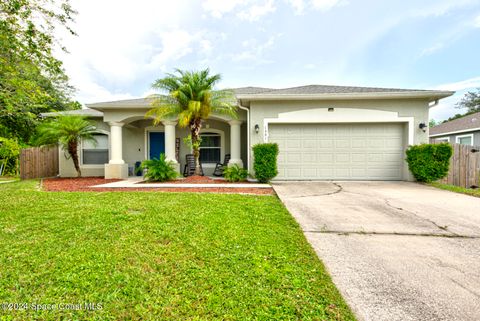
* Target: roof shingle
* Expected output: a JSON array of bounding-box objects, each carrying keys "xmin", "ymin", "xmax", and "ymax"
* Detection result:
[{"xmin": 430, "ymin": 111, "xmax": 480, "ymax": 136}]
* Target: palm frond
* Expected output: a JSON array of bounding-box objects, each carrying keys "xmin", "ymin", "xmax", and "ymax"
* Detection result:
[{"xmin": 146, "ymin": 69, "xmax": 238, "ymax": 127}]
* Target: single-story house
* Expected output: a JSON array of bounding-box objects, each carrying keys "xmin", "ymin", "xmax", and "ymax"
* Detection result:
[
  {"xmin": 430, "ymin": 111, "xmax": 480, "ymax": 146},
  {"xmin": 50, "ymin": 85, "xmax": 453, "ymax": 181}
]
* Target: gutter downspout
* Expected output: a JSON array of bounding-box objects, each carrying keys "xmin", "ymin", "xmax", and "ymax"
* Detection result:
[
  {"xmin": 429, "ymin": 99, "xmax": 439, "ymax": 108},
  {"xmin": 238, "ymin": 102, "xmax": 250, "ymax": 172}
]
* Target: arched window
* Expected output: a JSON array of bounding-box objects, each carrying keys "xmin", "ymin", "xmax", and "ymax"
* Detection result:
[
  {"xmin": 82, "ymin": 133, "xmax": 109, "ymax": 165},
  {"xmin": 199, "ymin": 132, "xmax": 221, "ymax": 163}
]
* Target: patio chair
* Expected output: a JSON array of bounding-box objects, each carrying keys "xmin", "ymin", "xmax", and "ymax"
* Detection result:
[
  {"xmin": 183, "ymin": 154, "xmax": 204, "ymax": 177},
  {"xmin": 213, "ymin": 154, "xmax": 231, "ymax": 177}
]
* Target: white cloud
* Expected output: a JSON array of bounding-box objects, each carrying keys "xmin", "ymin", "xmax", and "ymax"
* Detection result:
[
  {"xmin": 202, "ymin": 0, "xmax": 246, "ymax": 18},
  {"xmin": 435, "ymin": 77, "xmax": 480, "ymax": 91},
  {"xmin": 419, "ymin": 43, "xmax": 444, "ymax": 57},
  {"xmin": 430, "ymin": 76, "xmax": 480, "ymax": 121},
  {"xmin": 55, "ymin": 0, "xmax": 202, "ymax": 103},
  {"xmin": 310, "ymin": 0, "xmax": 347, "ymax": 11},
  {"xmin": 411, "ymin": 0, "xmax": 476, "ymax": 17},
  {"xmin": 148, "ymin": 30, "xmax": 195, "ymax": 71},
  {"xmin": 237, "ymin": 0, "xmax": 276, "ymax": 21},
  {"xmin": 474, "ymin": 14, "xmax": 480, "ymax": 27},
  {"xmin": 286, "ymin": 0, "xmax": 305, "ymax": 15},
  {"xmin": 231, "ymin": 34, "xmax": 281, "ymax": 64}
]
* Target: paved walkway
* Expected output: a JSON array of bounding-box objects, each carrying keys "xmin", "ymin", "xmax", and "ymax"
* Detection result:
[
  {"xmin": 273, "ymin": 181, "xmax": 480, "ymax": 321},
  {"xmin": 92, "ymin": 177, "xmax": 271, "ymax": 189}
]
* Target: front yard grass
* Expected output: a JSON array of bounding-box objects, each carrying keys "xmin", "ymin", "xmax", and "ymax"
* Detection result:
[
  {"xmin": 429, "ymin": 182, "xmax": 480, "ymax": 198},
  {"xmin": 0, "ymin": 180, "xmax": 355, "ymax": 320}
]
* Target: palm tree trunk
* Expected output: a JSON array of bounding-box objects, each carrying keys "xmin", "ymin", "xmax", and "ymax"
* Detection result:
[
  {"xmin": 68, "ymin": 141, "xmax": 82, "ymax": 177},
  {"xmin": 190, "ymin": 119, "xmax": 202, "ymax": 176}
]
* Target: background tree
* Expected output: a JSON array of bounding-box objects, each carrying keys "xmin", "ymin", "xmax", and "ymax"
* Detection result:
[
  {"xmin": 0, "ymin": 0, "xmax": 79, "ymax": 144},
  {"xmin": 33, "ymin": 115, "xmax": 97, "ymax": 177},
  {"xmin": 146, "ymin": 69, "xmax": 237, "ymax": 175},
  {"xmin": 456, "ymin": 88, "xmax": 480, "ymax": 113},
  {"xmin": 429, "ymin": 119, "xmax": 437, "ymax": 128}
]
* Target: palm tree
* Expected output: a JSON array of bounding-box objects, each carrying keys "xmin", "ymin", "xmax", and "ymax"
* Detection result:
[
  {"xmin": 34, "ymin": 115, "xmax": 97, "ymax": 177},
  {"xmin": 146, "ymin": 68, "xmax": 237, "ymax": 175}
]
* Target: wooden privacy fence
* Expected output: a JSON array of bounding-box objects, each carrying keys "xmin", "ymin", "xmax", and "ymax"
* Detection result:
[
  {"xmin": 438, "ymin": 143, "xmax": 480, "ymax": 188},
  {"xmin": 20, "ymin": 145, "xmax": 59, "ymax": 180}
]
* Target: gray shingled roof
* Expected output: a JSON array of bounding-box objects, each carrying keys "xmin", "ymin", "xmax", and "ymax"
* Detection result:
[
  {"xmin": 242, "ymin": 84, "xmax": 428, "ymax": 95},
  {"xmin": 41, "ymin": 109, "xmax": 103, "ymax": 117},
  {"xmin": 85, "ymin": 84, "xmax": 451, "ymax": 108},
  {"xmin": 430, "ymin": 112, "xmax": 480, "ymax": 136},
  {"xmin": 231, "ymin": 86, "xmax": 273, "ymax": 94}
]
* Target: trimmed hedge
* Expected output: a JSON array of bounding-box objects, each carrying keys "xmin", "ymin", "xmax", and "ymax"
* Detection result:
[
  {"xmin": 253, "ymin": 143, "xmax": 279, "ymax": 183},
  {"xmin": 405, "ymin": 143, "xmax": 453, "ymax": 182}
]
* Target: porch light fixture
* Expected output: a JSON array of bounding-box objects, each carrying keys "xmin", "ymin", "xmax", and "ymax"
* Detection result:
[
  {"xmin": 255, "ymin": 124, "xmax": 260, "ymax": 133},
  {"xmin": 419, "ymin": 122, "xmax": 427, "ymax": 132}
]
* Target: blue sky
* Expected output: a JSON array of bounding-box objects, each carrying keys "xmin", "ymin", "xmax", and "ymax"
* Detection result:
[{"xmin": 59, "ymin": 0, "xmax": 480, "ymax": 121}]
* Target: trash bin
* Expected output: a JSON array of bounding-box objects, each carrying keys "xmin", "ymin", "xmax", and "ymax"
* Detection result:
[{"xmin": 135, "ymin": 161, "xmax": 142, "ymax": 176}]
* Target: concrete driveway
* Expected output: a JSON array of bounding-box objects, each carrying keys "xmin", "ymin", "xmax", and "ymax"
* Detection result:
[{"xmin": 273, "ymin": 181, "xmax": 480, "ymax": 321}]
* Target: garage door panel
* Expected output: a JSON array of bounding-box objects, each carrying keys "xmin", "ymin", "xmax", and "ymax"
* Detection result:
[
  {"xmin": 318, "ymin": 153, "xmax": 334, "ymax": 163},
  {"xmin": 318, "ymin": 139, "xmax": 334, "ymax": 148},
  {"xmin": 302, "ymin": 153, "xmax": 316, "ymax": 163},
  {"xmin": 286, "ymin": 152, "xmax": 302, "ymax": 162},
  {"xmin": 269, "ymin": 123, "xmax": 404, "ymax": 180},
  {"xmin": 335, "ymin": 153, "xmax": 350, "ymax": 163},
  {"xmin": 335, "ymin": 139, "xmax": 351, "ymax": 148},
  {"xmin": 303, "ymin": 139, "xmax": 316, "ymax": 149}
]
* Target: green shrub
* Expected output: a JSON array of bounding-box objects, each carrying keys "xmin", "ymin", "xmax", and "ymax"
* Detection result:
[
  {"xmin": 224, "ymin": 164, "xmax": 248, "ymax": 182},
  {"xmin": 253, "ymin": 143, "xmax": 279, "ymax": 183},
  {"xmin": 405, "ymin": 143, "xmax": 453, "ymax": 182},
  {"xmin": 0, "ymin": 137, "xmax": 21, "ymax": 176},
  {"xmin": 140, "ymin": 154, "xmax": 178, "ymax": 182}
]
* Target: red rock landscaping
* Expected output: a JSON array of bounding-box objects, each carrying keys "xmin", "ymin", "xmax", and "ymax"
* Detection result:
[{"xmin": 42, "ymin": 177, "xmax": 274, "ymax": 195}]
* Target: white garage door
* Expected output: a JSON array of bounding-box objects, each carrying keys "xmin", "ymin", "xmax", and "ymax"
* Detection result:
[{"xmin": 268, "ymin": 123, "xmax": 405, "ymax": 180}]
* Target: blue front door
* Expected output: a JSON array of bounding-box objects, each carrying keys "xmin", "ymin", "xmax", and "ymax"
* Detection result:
[{"xmin": 149, "ymin": 132, "xmax": 165, "ymax": 159}]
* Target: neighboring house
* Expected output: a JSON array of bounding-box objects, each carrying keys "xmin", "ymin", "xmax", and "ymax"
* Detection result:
[
  {"xmin": 430, "ymin": 112, "xmax": 480, "ymax": 146},
  {"xmin": 45, "ymin": 85, "xmax": 453, "ymax": 181}
]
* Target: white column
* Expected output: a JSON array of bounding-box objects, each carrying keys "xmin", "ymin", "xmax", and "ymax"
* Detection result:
[
  {"xmin": 228, "ymin": 120, "xmax": 243, "ymax": 168},
  {"xmin": 109, "ymin": 122, "xmax": 125, "ymax": 164},
  {"xmin": 162, "ymin": 120, "xmax": 180, "ymax": 172},
  {"xmin": 104, "ymin": 121, "xmax": 128, "ymax": 179}
]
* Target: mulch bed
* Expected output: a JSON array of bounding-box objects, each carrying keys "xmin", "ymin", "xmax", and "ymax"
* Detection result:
[
  {"xmin": 139, "ymin": 175, "xmax": 256, "ymax": 184},
  {"xmin": 42, "ymin": 177, "xmax": 274, "ymax": 195}
]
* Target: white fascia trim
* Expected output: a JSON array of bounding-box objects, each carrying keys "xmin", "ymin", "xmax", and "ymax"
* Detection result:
[
  {"xmin": 432, "ymin": 136, "xmax": 450, "ymax": 142},
  {"xmin": 455, "ymin": 133, "xmax": 474, "ymax": 145},
  {"xmin": 238, "ymin": 105, "xmax": 250, "ymax": 170},
  {"xmin": 237, "ymin": 91, "xmax": 454, "ymax": 102},
  {"xmin": 430, "ymin": 127, "xmax": 480, "ymax": 137},
  {"xmin": 263, "ymin": 117, "xmax": 415, "ymax": 145}
]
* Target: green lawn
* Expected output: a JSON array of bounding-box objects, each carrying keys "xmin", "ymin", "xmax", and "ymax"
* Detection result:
[
  {"xmin": 429, "ymin": 182, "xmax": 480, "ymax": 198},
  {"xmin": 0, "ymin": 180, "xmax": 355, "ymax": 320}
]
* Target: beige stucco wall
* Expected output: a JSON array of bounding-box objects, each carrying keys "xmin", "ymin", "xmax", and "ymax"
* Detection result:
[
  {"xmin": 59, "ymin": 111, "xmax": 248, "ymax": 177},
  {"xmin": 59, "ymin": 100, "xmax": 428, "ymax": 180},
  {"xmin": 247, "ymin": 98, "xmax": 431, "ymax": 180}
]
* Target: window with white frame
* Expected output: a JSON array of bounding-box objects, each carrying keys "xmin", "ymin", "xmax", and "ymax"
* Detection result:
[
  {"xmin": 199, "ymin": 132, "xmax": 221, "ymax": 163},
  {"xmin": 82, "ymin": 133, "xmax": 109, "ymax": 165},
  {"xmin": 456, "ymin": 134, "xmax": 473, "ymax": 146}
]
